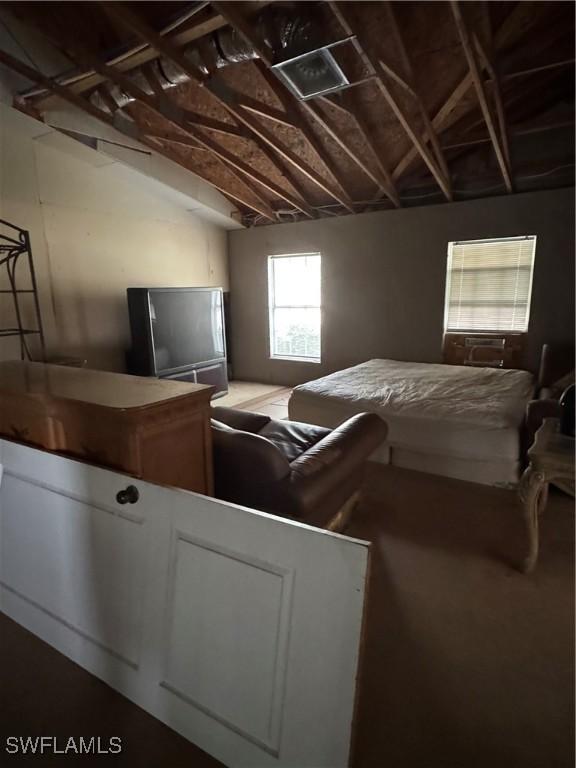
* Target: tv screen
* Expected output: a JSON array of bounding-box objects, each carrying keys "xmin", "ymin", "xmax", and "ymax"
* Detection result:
[
  {"xmin": 138, "ymin": 288, "xmax": 225, "ymax": 375},
  {"xmin": 150, "ymin": 288, "xmax": 225, "ymax": 373}
]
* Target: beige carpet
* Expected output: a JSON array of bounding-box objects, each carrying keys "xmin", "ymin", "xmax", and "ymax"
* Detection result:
[{"xmin": 349, "ymin": 463, "xmax": 574, "ymax": 768}]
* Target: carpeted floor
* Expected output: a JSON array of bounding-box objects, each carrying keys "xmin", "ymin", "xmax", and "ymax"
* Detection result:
[
  {"xmin": 0, "ymin": 464, "xmax": 573, "ymax": 767},
  {"xmin": 349, "ymin": 464, "xmax": 574, "ymax": 768}
]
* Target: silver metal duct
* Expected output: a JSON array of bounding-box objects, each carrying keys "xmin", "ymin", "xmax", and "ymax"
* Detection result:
[{"xmin": 90, "ymin": 7, "xmax": 323, "ymax": 112}]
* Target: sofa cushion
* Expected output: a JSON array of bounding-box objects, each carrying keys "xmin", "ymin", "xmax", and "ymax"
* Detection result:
[
  {"xmin": 211, "ymin": 406, "xmax": 271, "ymax": 433},
  {"xmin": 259, "ymin": 420, "xmax": 331, "ymax": 463}
]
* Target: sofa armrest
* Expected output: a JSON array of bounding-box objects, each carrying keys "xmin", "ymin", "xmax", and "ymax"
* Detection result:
[
  {"xmin": 289, "ymin": 413, "xmax": 387, "ymax": 509},
  {"xmin": 212, "ymin": 422, "xmax": 290, "ymax": 487}
]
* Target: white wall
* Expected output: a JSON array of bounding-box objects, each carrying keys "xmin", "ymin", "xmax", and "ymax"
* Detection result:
[{"xmin": 0, "ymin": 105, "xmax": 229, "ymax": 370}]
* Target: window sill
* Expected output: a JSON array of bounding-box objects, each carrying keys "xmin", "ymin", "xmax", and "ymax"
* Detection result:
[
  {"xmin": 269, "ymin": 355, "xmax": 321, "ymax": 364},
  {"xmin": 444, "ymin": 331, "xmax": 526, "ymax": 336}
]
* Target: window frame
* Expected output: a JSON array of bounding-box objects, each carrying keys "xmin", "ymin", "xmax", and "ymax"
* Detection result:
[
  {"xmin": 443, "ymin": 235, "xmax": 537, "ymax": 335},
  {"xmin": 268, "ymin": 252, "xmax": 322, "ymax": 363}
]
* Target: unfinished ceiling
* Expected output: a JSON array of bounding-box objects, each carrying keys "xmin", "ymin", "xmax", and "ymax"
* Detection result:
[{"xmin": 0, "ymin": 1, "xmax": 574, "ymax": 226}]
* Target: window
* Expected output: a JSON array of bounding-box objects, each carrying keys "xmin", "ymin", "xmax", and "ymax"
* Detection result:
[
  {"xmin": 444, "ymin": 236, "xmax": 536, "ymax": 333},
  {"xmin": 268, "ymin": 253, "xmax": 321, "ymax": 362}
]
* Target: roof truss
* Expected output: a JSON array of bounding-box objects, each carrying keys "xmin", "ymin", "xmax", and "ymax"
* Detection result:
[{"xmin": 0, "ymin": 0, "xmax": 572, "ymax": 225}]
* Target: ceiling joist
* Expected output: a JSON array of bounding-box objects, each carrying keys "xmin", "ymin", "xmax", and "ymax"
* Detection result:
[
  {"xmin": 391, "ymin": 1, "xmax": 543, "ymax": 183},
  {"xmin": 248, "ymin": 61, "xmax": 357, "ymax": 209},
  {"xmin": 0, "ymin": 48, "xmax": 278, "ymax": 221},
  {"xmin": 36, "ymin": 14, "xmax": 316, "ymax": 218},
  {"xmin": 1, "ymin": 0, "xmax": 572, "ymax": 226},
  {"xmin": 328, "ymin": 1, "xmax": 453, "ymax": 202},
  {"xmin": 30, "ymin": 10, "xmax": 233, "ymax": 109},
  {"xmin": 118, "ymin": 86, "xmax": 315, "ymax": 216},
  {"xmin": 199, "ymin": 6, "xmax": 394, "ymax": 209},
  {"xmin": 450, "ymin": 1, "xmax": 513, "ymax": 193},
  {"xmin": 98, "ymin": 1, "xmax": 352, "ymax": 213},
  {"xmin": 474, "ymin": 4, "xmax": 511, "ymax": 172},
  {"xmin": 443, "ymin": 120, "xmax": 575, "ymax": 151},
  {"xmin": 384, "ymin": 1, "xmax": 452, "ymax": 188}
]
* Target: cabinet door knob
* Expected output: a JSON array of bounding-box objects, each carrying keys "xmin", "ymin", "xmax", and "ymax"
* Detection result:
[{"xmin": 116, "ymin": 485, "xmax": 140, "ymax": 505}]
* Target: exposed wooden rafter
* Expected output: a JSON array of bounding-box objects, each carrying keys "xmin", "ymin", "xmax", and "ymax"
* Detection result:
[
  {"xmin": 0, "ymin": 48, "xmax": 277, "ymax": 221},
  {"xmin": 318, "ymin": 93, "xmax": 353, "ymax": 118},
  {"xmin": 86, "ymin": 62, "xmax": 315, "ymax": 216},
  {"xmin": 503, "ymin": 58, "xmax": 575, "ymax": 81},
  {"xmin": 252, "ymin": 59, "xmax": 400, "ymax": 207},
  {"xmin": 474, "ymin": 37, "xmax": 511, "ymax": 167},
  {"xmin": 250, "ymin": 61, "xmax": 359, "ymax": 208},
  {"xmin": 2, "ymin": 0, "xmax": 571, "ymax": 226},
  {"xmin": 328, "ymin": 1, "xmax": 453, "ymax": 202},
  {"xmin": 206, "ymin": 2, "xmax": 397, "ymax": 207},
  {"xmin": 340, "ymin": 91, "xmax": 399, "ymax": 195},
  {"xmin": 303, "ymin": 98, "xmax": 400, "ymax": 206},
  {"xmin": 473, "ymin": 5, "xmax": 512, "ymax": 174},
  {"xmin": 179, "ymin": 109, "xmax": 246, "ymax": 139},
  {"xmin": 95, "ymin": 3, "xmax": 312, "ymax": 210},
  {"xmin": 384, "ymin": 2, "xmax": 452, "ymax": 188},
  {"xmin": 234, "ymin": 98, "xmax": 295, "ymax": 128},
  {"xmin": 31, "ymin": 11, "xmax": 233, "ymax": 109},
  {"xmin": 443, "ymin": 120, "xmax": 575, "ymax": 151},
  {"xmin": 450, "ymin": 0, "xmax": 513, "ymax": 193},
  {"xmin": 212, "ymin": 80, "xmax": 355, "ymax": 212},
  {"xmin": 391, "ymin": 1, "xmax": 543, "ymax": 184},
  {"xmin": 35, "ymin": 0, "xmax": 270, "ymax": 110},
  {"xmin": 0, "ymin": 47, "xmax": 116, "ymax": 125},
  {"xmin": 22, "ymin": 8, "xmax": 318, "ymax": 219},
  {"xmin": 210, "ymin": 1, "xmax": 400, "ymax": 207},
  {"xmin": 392, "ymin": 76, "xmax": 471, "ymax": 182},
  {"xmin": 98, "ymin": 1, "xmax": 353, "ymax": 213},
  {"xmin": 144, "ymin": 130, "xmax": 206, "ymax": 150}
]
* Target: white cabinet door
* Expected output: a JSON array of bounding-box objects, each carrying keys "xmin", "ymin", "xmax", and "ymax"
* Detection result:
[{"xmin": 0, "ymin": 439, "xmax": 369, "ymax": 768}]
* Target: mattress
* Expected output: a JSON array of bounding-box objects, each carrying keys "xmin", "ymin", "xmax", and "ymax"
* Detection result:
[{"xmin": 288, "ymin": 359, "xmax": 535, "ymax": 486}]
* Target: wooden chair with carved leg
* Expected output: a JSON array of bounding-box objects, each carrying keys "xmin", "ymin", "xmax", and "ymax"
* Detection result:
[{"xmin": 518, "ymin": 418, "xmax": 575, "ymax": 573}]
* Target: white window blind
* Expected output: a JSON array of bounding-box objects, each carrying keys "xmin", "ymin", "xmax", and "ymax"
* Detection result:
[
  {"xmin": 268, "ymin": 253, "xmax": 321, "ymax": 362},
  {"xmin": 444, "ymin": 236, "xmax": 536, "ymax": 332}
]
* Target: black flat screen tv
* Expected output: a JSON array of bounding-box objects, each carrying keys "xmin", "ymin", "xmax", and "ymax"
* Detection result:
[{"xmin": 127, "ymin": 287, "xmax": 226, "ymax": 376}]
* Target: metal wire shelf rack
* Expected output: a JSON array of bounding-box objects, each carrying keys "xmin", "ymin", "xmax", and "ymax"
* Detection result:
[{"xmin": 0, "ymin": 218, "xmax": 45, "ymax": 361}]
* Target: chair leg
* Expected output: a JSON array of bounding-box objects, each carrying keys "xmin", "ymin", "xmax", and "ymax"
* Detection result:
[{"xmin": 327, "ymin": 491, "xmax": 361, "ymax": 533}]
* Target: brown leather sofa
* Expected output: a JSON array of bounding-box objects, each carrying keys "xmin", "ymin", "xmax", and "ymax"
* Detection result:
[{"xmin": 211, "ymin": 406, "xmax": 388, "ymax": 531}]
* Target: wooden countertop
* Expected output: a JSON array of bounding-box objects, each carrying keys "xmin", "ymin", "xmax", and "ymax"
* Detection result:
[{"xmin": 0, "ymin": 361, "xmax": 213, "ymax": 411}]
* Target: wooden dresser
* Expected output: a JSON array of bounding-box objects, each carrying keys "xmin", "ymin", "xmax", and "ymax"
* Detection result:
[{"xmin": 0, "ymin": 361, "xmax": 214, "ymax": 495}]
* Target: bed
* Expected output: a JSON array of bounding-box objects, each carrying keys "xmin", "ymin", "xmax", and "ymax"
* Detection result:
[{"xmin": 288, "ymin": 359, "xmax": 535, "ymax": 487}]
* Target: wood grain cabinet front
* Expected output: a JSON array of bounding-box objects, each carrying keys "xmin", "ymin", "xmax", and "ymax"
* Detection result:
[{"xmin": 0, "ymin": 362, "xmax": 214, "ymax": 495}]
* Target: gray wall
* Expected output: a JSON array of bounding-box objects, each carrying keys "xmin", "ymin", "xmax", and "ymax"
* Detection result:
[{"xmin": 228, "ymin": 187, "xmax": 575, "ymax": 386}]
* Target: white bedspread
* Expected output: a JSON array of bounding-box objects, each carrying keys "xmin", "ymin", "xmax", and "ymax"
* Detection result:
[{"xmin": 292, "ymin": 359, "xmax": 534, "ymax": 429}]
